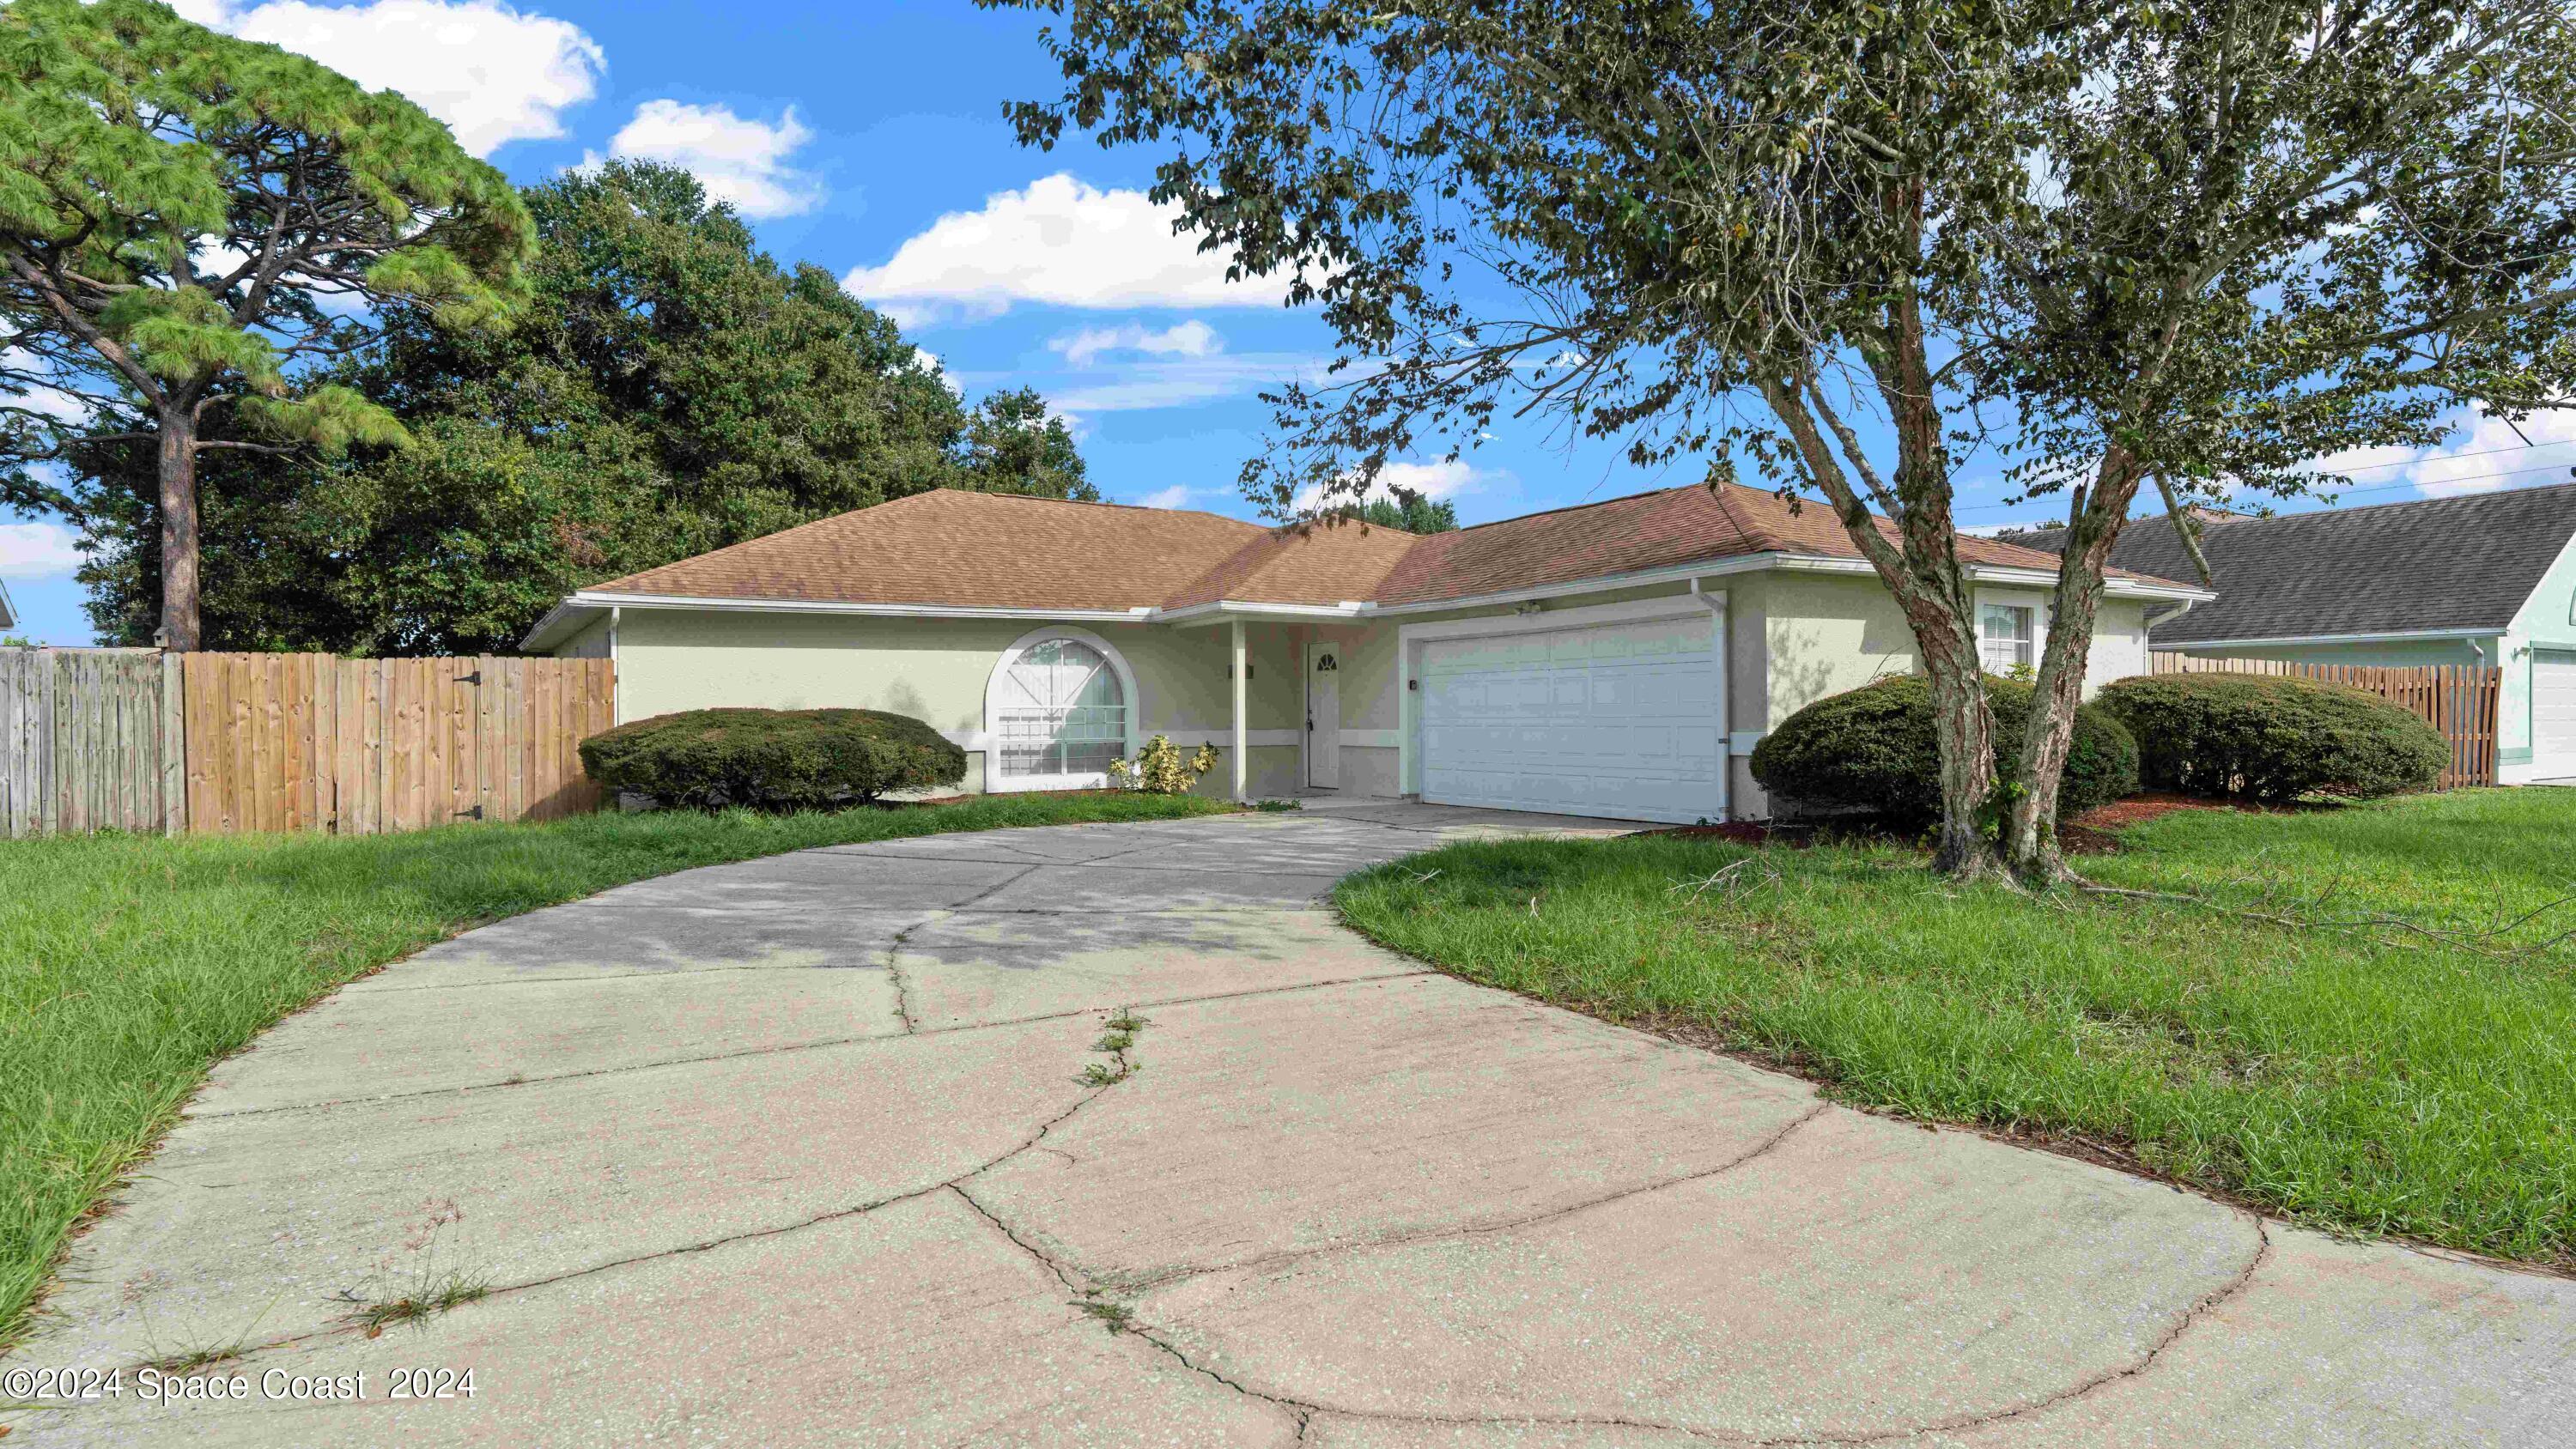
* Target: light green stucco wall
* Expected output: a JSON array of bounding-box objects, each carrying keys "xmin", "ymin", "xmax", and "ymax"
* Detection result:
[
  {"xmin": 573, "ymin": 568, "xmax": 2161, "ymax": 814},
  {"xmin": 607, "ymin": 609, "xmax": 1305, "ymax": 797}
]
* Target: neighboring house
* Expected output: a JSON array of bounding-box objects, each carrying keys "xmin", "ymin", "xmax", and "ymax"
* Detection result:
[
  {"xmin": 0, "ymin": 577, "xmax": 15, "ymax": 632},
  {"xmin": 524, "ymin": 484, "xmax": 2207, "ymax": 822},
  {"xmin": 2008, "ymin": 483, "xmax": 2576, "ymax": 783}
]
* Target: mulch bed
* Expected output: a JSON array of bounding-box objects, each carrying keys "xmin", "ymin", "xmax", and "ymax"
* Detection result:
[{"xmin": 1637, "ymin": 791, "xmax": 2294, "ymax": 855}]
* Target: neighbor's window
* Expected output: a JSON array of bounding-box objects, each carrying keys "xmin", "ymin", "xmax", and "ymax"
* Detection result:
[
  {"xmin": 995, "ymin": 638, "xmax": 1127, "ymax": 779},
  {"xmin": 1980, "ymin": 603, "xmax": 2037, "ymax": 675}
]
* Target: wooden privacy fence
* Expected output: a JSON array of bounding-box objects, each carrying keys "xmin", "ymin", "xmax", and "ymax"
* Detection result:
[
  {"xmin": 2146, "ymin": 652, "xmax": 2500, "ymax": 790},
  {"xmin": 0, "ymin": 650, "xmax": 184, "ymax": 839},
  {"xmin": 0, "ymin": 648, "xmax": 614, "ymax": 839}
]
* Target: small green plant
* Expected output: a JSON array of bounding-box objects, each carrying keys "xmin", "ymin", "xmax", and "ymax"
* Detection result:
[
  {"xmin": 331, "ymin": 1199, "xmax": 488, "ymax": 1337},
  {"xmin": 1252, "ymin": 797, "xmax": 1303, "ymax": 812},
  {"xmin": 1077, "ymin": 1005, "xmax": 1148, "ymax": 1086},
  {"xmin": 143, "ymin": 1344, "xmax": 245, "ymax": 1373},
  {"xmin": 1108, "ymin": 735, "xmax": 1219, "ymax": 794},
  {"xmin": 1074, "ymin": 1294, "xmax": 1133, "ymax": 1333}
]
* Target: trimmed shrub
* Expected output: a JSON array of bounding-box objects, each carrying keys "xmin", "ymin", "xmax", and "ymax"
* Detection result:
[
  {"xmin": 578, "ymin": 708, "xmax": 966, "ymax": 811},
  {"xmin": 2097, "ymin": 674, "xmax": 2449, "ymax": 802},
  {"xmin": 1749, "ymin": 675, "xmax": 2140, "ymax": 823}
]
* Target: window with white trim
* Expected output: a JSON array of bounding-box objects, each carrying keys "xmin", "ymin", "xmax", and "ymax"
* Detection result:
[
  {"xmin": 994, "ymin": 638, "xmax": 1128, "ymax": 779},
  {"xmin": 1979, "ymin": 602, "xmax": 2038, "ymax": 676}
]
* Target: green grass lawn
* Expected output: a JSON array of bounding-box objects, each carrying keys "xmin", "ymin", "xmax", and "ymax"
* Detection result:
[
  {"xmin": 0, "ymin": 791, "xmax": 1230, "ymax": 1349},
  {"xmin": 1335, "ymin": 789, "xmax": 2576, "ymax": 1270}
]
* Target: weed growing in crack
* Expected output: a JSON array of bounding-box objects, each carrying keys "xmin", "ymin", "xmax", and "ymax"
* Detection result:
[
  {"xmin": 1074, "ymin": 1295, "xmax": 1133, "ymax": 1334},
  {"xmin": 1077, "ymin": 1006, "xmax": 1150, "ymax": 1087},
  {"xmin": 331, "ymin": 1198, "xmax": 489, "ymax": 1337},
  {"xmin": 142, "ymin": 1343, "xmax": 244, "ymax": 1374}
]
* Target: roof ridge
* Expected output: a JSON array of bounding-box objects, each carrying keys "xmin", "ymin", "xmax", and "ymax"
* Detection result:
[
  {"xmin": 2198, "ymin": 477, "xmax": 2576, "ymax": 525},
  {"xmin": 1426, "ymin": 482, "xmax": 1697, "ymax": 537},
  {"xmin": 965, "ymin": 488, "xmax": 1270, "ymax": 529}
]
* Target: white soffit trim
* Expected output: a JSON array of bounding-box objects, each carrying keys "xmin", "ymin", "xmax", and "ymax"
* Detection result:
[{"xmin": 517, "ymin": 548, "xmax": 2214, "ymax": 651}]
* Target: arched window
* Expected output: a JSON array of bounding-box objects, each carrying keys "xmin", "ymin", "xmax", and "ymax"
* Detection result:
[{"xmin": 987, "ymin": 631, "xmax": 1136, "ymax": 788}]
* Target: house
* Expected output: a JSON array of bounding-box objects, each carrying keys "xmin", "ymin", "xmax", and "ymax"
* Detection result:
[
  {"xmin": 2008, "ymin": 484, "xmax": 2576, "ymax": 784},
  {"xmin": 522, "ymin": 483, "xmax": 2209, "ymax": 823},
  {"xmin": 0, "ymin": 578, "xmax": 15, "ymax": 632}
]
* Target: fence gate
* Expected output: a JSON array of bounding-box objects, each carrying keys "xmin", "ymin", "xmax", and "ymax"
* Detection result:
[{"xmin": 180, "ymin": 654, "xmax": 616, "ymax": 836}]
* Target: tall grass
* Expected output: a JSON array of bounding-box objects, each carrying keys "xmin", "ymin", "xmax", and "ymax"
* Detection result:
[
  {"xmin": 0, "ymin": 792, "xmax": 1230, "ymax": 1348},
  {"xmin": 1335, "ymin": 791, "xmax": 2576, "ymax": 1269}
]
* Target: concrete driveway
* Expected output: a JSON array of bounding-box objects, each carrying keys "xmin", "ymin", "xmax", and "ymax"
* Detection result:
[{"xmin": 15, "ymin": 804, "xmax": 2575, "ymax": 1446}]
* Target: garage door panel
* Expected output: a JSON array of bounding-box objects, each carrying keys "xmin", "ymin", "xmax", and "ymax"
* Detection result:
[
  {"xmin": 2537, "ymin": 653, "xmax": 2576, "ymax": 771},
  {"xmin": 1419, "ymin": 615, "xmax": 1723, "ymax": 823}
]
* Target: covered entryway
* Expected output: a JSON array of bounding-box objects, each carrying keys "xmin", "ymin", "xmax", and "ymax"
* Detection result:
[
  {"xmin": 1413, "ymin": 604, "xmax": 1726, "ymax": 824},
  {"xmin": 2536, "ymin": 650, "xmax": 2576, "ymax": 777}
]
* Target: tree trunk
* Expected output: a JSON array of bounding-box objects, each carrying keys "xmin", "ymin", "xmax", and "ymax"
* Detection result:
[
  {"xmin": 1918, "ymin": 602, "xmax": 2001, "ymax": 877},
  {"xmin": 157, "ymin": 409, "xmax": 201, "ymax": 652},
  {"xmin": 2001, "ymin": 476, "xmax": 2133, "ymax": 885}
]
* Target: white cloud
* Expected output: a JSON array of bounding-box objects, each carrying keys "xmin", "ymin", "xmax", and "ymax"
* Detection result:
[
  {"xmin": 191, "ymin": 1, "xmax": 605, "ymax": 158},
  {"xmin": 592, "ymin": 100, "xmax": 824, "ymax": 220},
  {"xmin": 843, "ymin": 174, "xmax": 1282, "ymax": 321},
  {"xmin": 1134, "ymin": 485, "xmax": 1197, "ymax": 510},
  {"xmin": 0, "ymin": 521, "xmax": 83, "ymax": 579},
  {"xmin": 1044, "ymin": 353, "xmax": 1317, "ymax": 415},
  {"xmin": 1051, "ymin": 320, "xmax": 1222, "ymax": 368},
  {"xmin": 2309, "ymin": 408, "xmax": 2576, "ymax": 500}
]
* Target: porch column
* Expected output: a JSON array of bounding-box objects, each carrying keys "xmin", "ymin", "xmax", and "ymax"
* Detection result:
[{"xmin": 1230, "ymin": 618, "xmax": 1249, "ymax": 800}]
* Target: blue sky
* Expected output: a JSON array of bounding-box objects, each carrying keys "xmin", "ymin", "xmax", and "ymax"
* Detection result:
[{"xmin": 3, "ymin": 0, "xmax": 2569, "ymax": 645}]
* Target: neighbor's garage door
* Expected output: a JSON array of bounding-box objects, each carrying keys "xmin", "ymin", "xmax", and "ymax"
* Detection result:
[
  {"xmin": 2536, "ymin": 651, "xmax": 2576, "ymax": 775},
  {"xmin": 1419, "ymin": 614, "xmax": 1723, "ymax": 823}
]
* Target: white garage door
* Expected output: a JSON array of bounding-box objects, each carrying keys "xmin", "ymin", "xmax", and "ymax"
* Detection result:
[
  {"xmin": 1419, "ymin": 614, "xmax": 1723, "ymax": 823},
  {"xmin": 2536, "ymin": 652, "xmax": 2576, "ymax": 773}
]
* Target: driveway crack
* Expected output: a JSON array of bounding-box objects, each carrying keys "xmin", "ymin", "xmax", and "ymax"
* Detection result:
[{"xmin": 1115, "ymin": 1100, "xmax": 1832, "ymax": 1294}]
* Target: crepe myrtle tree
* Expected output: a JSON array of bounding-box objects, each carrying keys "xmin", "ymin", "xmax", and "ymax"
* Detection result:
[
  {"xmin": 991, "ymin": 0, "xmax": 2576, "ymax": 882},
  {"xmin": 0, "ymin": 0, "xmax": 532, "ymax": 651},
  {"xmin": 1965, "ymin": 1, "xmax": 2576, "ymax": 879}
]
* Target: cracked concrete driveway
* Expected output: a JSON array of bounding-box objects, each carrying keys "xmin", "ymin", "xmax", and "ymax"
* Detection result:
[{"xmin": 15, "ymin": 804, "xmax": 2576, "ymax": 1446}]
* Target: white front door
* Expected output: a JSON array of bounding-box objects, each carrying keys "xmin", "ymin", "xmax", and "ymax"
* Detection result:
[
  {"xmin": 1306, "ymin": 640, "xmax": 1341, "ymax": 789},
  {"xmin": 2536, "ymin": 651, "xmax": 2576, "ymax": 774},
  {"xmin": 1417, "ymin": 613, "xmax": 1722, "ymax": 822}
]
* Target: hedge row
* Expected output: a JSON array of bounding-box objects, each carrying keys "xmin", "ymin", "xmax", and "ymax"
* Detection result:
[{"xmin": 1752, "ymin": 670, "xmax": 2447, "ymax": 819}]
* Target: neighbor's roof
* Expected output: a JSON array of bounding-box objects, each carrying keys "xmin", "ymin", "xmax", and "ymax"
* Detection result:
[
  {"xmin": 2006, "ymin": 482, "xmax": 2576, "ymax": 645},
  {"xmin": 0, "ymin": 577, "xmax": 15, "ymax": 631},
  {"xmin": 528, "ymin": 482, "xmax": 2202, "ymax": 647}
]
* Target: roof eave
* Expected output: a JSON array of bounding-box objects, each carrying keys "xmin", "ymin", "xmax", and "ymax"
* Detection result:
[
  {"xmin": 524, "ymin": 591, "xmax": 1159, "ymax": 651},
  {"xmin": 2152, "ymin": 625, "xmax": 2503, "ymax": 648}
]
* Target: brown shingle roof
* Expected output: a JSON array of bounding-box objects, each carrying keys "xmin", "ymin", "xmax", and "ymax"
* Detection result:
[
  {"xmin": 589, "ymin": 489, "xmax": 1265, "ymax": 611},
  {"xmin": 580, "ymin": 483, "xmax": 2194, "ymax": 615},
  {"xmin": 1371, "ymin": 483, "xmax": 2171, "ymax": 603},
  {"xmin": 1163, "ymin": 518, "xmax": 1422, "ymax": 609}
]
